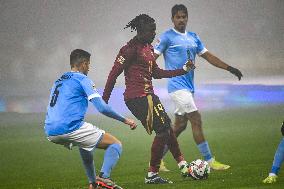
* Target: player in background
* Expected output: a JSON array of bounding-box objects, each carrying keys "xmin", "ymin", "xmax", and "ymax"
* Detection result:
[
  {"xmin": 263, "ymin": 121, "xmax": 284, "ymax": 184},
  {"xmin": 154, "ymin": 4, "xmax": 243, "ymax": 171},
  {"xmin": 103, "ymin": 14, "xmax": 196, "ymax": 184},
  {"xmin": 44, "ymin": 49, "xmax": 137, "ymax": 189}
]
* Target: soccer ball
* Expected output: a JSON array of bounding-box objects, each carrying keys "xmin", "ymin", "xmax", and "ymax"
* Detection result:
[{"xmin": 189, "ymin": 159, "xmax": 210, "ymax": 180}]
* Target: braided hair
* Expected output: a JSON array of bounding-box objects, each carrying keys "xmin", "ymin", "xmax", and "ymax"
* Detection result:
[{"xmin": 124, "ymin": 14, "xmax": 155, "ymax": 32}]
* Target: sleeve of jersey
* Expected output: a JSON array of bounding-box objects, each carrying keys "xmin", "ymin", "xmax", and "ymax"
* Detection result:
[
  {"xmin": 90, "ymin": 97, "xmax": 125, "ymax": 122},
  {"xmin": 195, "ymin": 33, "xmax": 208, "ymax": 56},
  {"xmin": 80, "ymin": 77, "xmax": 101, "ymax": 100},
  {"xmin": 154, "ymin": 33, "xmax": 169, "ymax": 55},
  {"xmin": 152, "ymin": 61, "xmax": 186, "ymax": 79},
  {"xmin": 102, "ymin": 47, "xmax": 132, "ymax": 103}
]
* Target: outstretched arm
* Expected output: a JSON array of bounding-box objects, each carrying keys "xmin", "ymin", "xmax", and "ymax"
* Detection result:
[
  {"xmin": 90, "ymin": 97, "xmax": 137, "ymax": 130},
  {"xmin": 103, "ymin": 46, "xmax": 134, "ymax": 103},
  {"xmin": 152, "ymin": 59, "xmax": 195, "ymax": 79},
  {"xmin": 201, "ymin": 51, "xmax": 243, "ymax": 80},
  {"xmin": 91, "ymin": 97, "xmax": 125, "ymax": 122},
  {"xmin": 102, "ymin": 63, "xmax": 123, "ymax": 103}
]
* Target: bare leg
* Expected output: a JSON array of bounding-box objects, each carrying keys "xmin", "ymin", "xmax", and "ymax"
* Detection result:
[
  {"xmin": 173, "ymin": 114, "xmax": 188, "ymax": 137},
  {"xmin": 97, "ymin": 133, "xmax": 121, "ymax": 149},
  {"xmin": 172, "ymin": 111, "xmax": 230, "ymax": 170},
  {"xmin": 186, "ymin": 111, "xmax": 205, "ymax": 144}
]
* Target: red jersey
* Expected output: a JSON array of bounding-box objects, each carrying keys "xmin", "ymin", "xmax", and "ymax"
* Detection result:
[{"xmin": 103, "ymin": 37, "xmax": 186, "ymax": 102}]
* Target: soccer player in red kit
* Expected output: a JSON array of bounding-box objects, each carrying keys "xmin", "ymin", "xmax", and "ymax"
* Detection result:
[{"xmin": 103, "ymin": 14, "xmax": 195, "ymax": 184}]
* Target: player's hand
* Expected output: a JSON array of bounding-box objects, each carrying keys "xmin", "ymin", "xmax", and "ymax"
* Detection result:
[
  {"xmin": 183, "ymin": 60, "xmax": 195, "ymax": 72},
  {"xmin": 227, "ymin": 66, "xmax": 243, "ymax": 80},
  {"xmin": 124, "ymin": 118, "xmax": 137, "ymax": 130}
]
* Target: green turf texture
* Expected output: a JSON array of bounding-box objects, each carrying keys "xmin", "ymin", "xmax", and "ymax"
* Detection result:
[{"xmin": 0, "ymin": 105, "xmax": 283, "ymax": 189}]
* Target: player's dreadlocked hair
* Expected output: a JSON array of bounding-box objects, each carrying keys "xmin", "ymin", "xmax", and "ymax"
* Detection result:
[{"xmin": 124, "ymin": 14, "xmax": 155, "ymax": 32}]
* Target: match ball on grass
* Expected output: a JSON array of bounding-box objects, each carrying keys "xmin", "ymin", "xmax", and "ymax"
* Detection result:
[{"xmin": 189, "ymin": 159, "xmax": 210, "ymax": 180}]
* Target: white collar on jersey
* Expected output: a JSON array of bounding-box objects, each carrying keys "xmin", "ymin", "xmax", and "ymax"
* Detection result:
[
  {"xmin": 70, "ymin": 70, "xmax": 80, "ymax": 73},
  {"xmin": 172, "ymin": 28, "xmax": 187, "ymax": 36}
]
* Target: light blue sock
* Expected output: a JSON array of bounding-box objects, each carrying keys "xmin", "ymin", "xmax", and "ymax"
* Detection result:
[
  {"xmin": 100, "ymin": 143, "xmax": 122, "ymax": 178},
  {"xmin": 79, "ymin": 148, "xmax": 96, "ymax": 183},
  {"xmin": 197, "ymin": 141, "xmax": 212, "ymax": 161},
  {"xmin": 271, "ymin": 138, "xmax": 284, "ymax": 175}
]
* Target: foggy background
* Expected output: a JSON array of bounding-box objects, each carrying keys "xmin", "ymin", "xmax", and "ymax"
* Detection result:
[{"xmin": 0, "ymin": 0, "xmax": 283, "ymax": 99}]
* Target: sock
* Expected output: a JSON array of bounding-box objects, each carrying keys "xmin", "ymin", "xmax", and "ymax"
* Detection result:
[
  {"xmin": 197, "ymin": 141, "xmax": 212, "ymax": 161},
  {"xmin": 79, "ymin": 148, "xmax": 96, "ymax": 183},
  {"xmin": 149, "ymin": 135, "xmax": 167, "ymax": 173},
  {"xmin": 150, "ymin": 128, "xmax": 185, "ymax": 172},
  {"xmin": 162, "ymin": 145, "xmax": 169, "ymax": 158},
  {"xmin": 147, "ymin": 171, "xmax": 158, "ymax": 177},
  {"xmin": 271, "ymin": 138, "xmax": 284, "ymax": 175},
  {"xmin": 100, "ymin": 143, "xmax": 122, "ymax": 178},
  {"xmin": 167, "ymin": 127, "xmax": 184, "ymax": 163},
  {"xmin": 178, "ymin": 160, "xmax": 188, "ymax": 169}
]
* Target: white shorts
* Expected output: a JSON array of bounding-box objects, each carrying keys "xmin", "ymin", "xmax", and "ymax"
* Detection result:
[
  {"xmin": 169, "ymin": 89, "xmax": 198, "ymax": 116},
  {"xmin": 47, "ymin": 122, "xmax": 105, "ymax": 151}
]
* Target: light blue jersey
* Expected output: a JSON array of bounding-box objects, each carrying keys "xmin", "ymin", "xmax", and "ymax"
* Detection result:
[
  {"xmin": 154, "ymin": 28, "xmax": 207, "ymax": 93},
  {"xmin": 44, "ymin": 71, "xmax": 100, "ymax": 136}
]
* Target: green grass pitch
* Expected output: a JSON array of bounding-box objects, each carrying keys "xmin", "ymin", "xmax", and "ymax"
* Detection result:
[{"xmin": 0, "ymin": 105, "xmax": 283, "ymax": 189}]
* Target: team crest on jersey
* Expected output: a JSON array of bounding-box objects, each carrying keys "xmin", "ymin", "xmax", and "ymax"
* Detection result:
[{"xmin": 117, "ymin": 55, "xmax": 125, "ymax": 64}]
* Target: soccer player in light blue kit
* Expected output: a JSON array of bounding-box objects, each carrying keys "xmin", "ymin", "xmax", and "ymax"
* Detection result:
[
  {"xmin": 263, "ymin": 121, "xmax": 284, "ymax": 184},
  {"xmin": 44, "ymin": 49, "xmax": 137, "ymax": 189},
  {"xmin": 154, "ymin": 4, "xmax": 243, "ymax": 171}
]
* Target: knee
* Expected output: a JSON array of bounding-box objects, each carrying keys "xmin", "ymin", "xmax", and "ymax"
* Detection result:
[
  {"xmin": 173, "ymin": 116, "xmax": 187, "ymax": 136},
  {"xmin": 110, "ymin": 135, "xmax": 122, "ymax": 146},
  {"xmin": 173, "ymin": 124, "xmax": 186, "ymax": 137},
  {"xmin": 174, "ymin": 120, "xmax": 187, "ymax": 129},
  {"xmin": 187, "ymin": 111, "xmax": 202, "ymax": 126},
  {"xmin": 115, "ymin": 139, "xmax": 122, "ymax": 146}
]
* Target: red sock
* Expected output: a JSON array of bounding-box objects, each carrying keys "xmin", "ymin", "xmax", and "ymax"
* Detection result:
[
  {"xmin": 167, "ymin": 127, "xmax": 185, "ymax": 163},
  {"xmin": 149, "ymin": 135, "xmax": 167, "ymax": 173}
]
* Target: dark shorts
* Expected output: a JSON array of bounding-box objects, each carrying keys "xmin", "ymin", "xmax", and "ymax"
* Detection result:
[{"xmin": 125, "ymin": 94, "xmax": 171, "ymax": 135}]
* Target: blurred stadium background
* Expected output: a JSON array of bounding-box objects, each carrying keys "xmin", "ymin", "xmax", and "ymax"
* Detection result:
[
  {"xmin": 1, "ymin": 83, "xmax": 284, "ymax": 114},
  {"xmin": 0, "ymin": 0, "xmax": 283, "ymax": 115}
]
